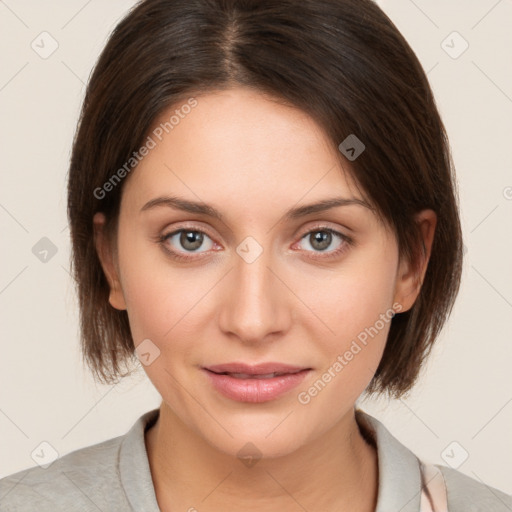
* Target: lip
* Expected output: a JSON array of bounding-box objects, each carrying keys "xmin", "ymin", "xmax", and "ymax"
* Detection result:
[{"xmin": 202, "ymin": 362, "xmax": 312, "ymax": 403}]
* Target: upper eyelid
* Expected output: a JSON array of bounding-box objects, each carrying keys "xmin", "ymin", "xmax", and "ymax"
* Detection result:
[
  {"xmin": 162, "ymin": 223, "xmax": 217, "ymax": 242},
  {"xmin": 162, "ymin": 221, "xmax": 346, "ymax": 237}
]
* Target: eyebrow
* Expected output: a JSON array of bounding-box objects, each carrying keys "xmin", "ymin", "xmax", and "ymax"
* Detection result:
[{"xmin": 140, "ymin": 195, "xmax": 374, "ymax": 220}]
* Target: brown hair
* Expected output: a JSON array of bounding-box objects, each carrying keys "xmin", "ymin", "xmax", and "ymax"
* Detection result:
[{"xmin": 67, "ymin": 0, "xmax": 463, "ymax": 398}]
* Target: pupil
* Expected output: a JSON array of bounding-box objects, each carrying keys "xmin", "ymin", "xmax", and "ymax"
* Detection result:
[
  {"xmin": 181, "ymin": 231, "xmax": 203, "ymax": 251},
  {"xmin": 312, "ymin": 231, "xmax": 330, "ymax": 251}
]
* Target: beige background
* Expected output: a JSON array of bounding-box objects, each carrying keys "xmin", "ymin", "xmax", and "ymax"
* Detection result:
[{"xmin": 0, "ymin": 0, "xmax": 511, "ymax": 496}]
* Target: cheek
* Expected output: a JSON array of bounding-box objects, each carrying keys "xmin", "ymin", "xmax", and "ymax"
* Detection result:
[
  {"xmin": 297, "ymin": 247, "xmax": 398, "ymax": 392},
  {"xmin": 116, "ymin": 231, "xmax": 215, "ymax": 355},
  {"xmin": 295, "ymin": 279, "xmax": 394, "ymax": 413},
  {"xmin": 115, "ymin": 229, "xmax": 175, "ymax": 341},
  {"xmin": 299, "ymin": 246, "xmax": 397, "ymax": 337},
  {"xmin": 121, "ymin": 267, "xmax": 188, "ymax": 344}
]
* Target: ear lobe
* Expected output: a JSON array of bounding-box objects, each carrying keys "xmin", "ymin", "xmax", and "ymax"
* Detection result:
[
  {"xmin": 393, "ymin": 209, "xmax": 437, "ymax": 313},
  {"xmin": 93, "ymin": 212, "xmax": 127, "ymax": 311}
]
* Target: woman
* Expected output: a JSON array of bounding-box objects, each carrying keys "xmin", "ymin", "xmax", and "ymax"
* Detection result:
[{"xmin": 1, "ymin": 0, "xmax": 510, "ymax": 510}]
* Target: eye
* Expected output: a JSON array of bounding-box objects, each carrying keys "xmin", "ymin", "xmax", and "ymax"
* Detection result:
[
  {"xmin": 157, "ymin": 224, "xmax": 353, "ymax": 262},
  {"xmin": 159, "ymin": 228, "xmax": 216, "ymax": 260},
  {"xmin": 294, "ymin": 226, "xmax": 353, "ymax": 259}
]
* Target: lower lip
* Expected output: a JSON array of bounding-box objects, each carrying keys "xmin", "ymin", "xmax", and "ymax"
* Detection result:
[{"xmin": 202, "ymin": 369, "xmax": 311, "ymax": 403}]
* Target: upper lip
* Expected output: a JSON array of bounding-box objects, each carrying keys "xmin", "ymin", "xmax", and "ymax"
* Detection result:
[{"xmin": 204, "ymin": 362, "xmax": 311, "ymax": 375}]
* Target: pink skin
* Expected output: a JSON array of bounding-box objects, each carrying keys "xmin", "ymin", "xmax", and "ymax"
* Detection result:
[{"xmin": 94, "ymin": 87, "xmax": 436, "ymax": 512}]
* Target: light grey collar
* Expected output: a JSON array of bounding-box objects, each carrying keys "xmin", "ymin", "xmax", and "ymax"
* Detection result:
[
  {"xmin": 120, "ymin": 408, "xmax": 161, "ymax": 512},
  {"xmin": 356, "ymin": 409, "xmax": 422, "ymax": 512}
]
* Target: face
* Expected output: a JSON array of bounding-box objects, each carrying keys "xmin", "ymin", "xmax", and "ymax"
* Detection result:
[{"xmin": 95, "ymin": 87, "xmax": 433, "ymax": 458}]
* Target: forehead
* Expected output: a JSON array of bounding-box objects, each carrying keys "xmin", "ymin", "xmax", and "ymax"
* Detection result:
[{"xmin": 122, "ymin": 87, "xmax": 367, "ymax": 216}]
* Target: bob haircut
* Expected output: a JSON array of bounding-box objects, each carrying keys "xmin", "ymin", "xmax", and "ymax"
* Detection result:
[{"xmin": 67, "ymin": 0, "xmax": 463, "ymax": 398}]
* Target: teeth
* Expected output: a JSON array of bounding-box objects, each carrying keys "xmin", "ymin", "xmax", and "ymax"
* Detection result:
[
  {"xmin": 209, "ymin": 369, "xmax": 306, "ymax": 378},
  {"xmin": 228, "ymin": 372, "xmax": 282, "ymax": 379}
]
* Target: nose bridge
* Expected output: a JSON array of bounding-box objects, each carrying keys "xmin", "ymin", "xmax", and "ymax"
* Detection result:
[{"xmin": 218, "ymin": 238, "xmax": 290, "ymax": 342}]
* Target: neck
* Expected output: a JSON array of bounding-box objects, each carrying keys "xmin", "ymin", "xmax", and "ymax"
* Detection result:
[{"xmin": 145, "ymin": 403, "xmax": 378, "ymax": 512}]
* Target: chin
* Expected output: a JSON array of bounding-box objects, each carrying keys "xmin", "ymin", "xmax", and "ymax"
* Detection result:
[{"xmin": 197, "ymin": 419, "xmax": 310, "ymax": 462}]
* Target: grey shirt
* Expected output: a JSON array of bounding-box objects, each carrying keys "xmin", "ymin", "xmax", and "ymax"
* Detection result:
[{"xmin": 1, "ymin": 407, "xmax": 511, "ymax": 511}]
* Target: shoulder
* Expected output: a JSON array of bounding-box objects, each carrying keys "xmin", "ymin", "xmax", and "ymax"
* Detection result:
[
  {"xmin": 436, "ymin": 464, "xmax": 512, "ymax": 511},
  {"xmin": 355, "ymin": 408, "xmax": 511, "ymax": 512},
  {"xmin": 0, "ymin": 434, "xmax": 131, "ymax": 512}
]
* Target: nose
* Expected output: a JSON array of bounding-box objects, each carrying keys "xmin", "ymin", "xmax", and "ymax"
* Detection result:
[{"xmin": 218, "ymin": 242, "xmax": 292, "ymax": 345}]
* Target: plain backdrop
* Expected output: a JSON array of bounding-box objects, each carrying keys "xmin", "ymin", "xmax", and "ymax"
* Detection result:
[{"xmin": 0, "ymin": 0, "xmax": 511, "ymax": 495}]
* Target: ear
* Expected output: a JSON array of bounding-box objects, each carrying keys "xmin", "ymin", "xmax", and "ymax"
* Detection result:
[
  {"xmin": 393, "ymin": 209, "xmax": 437, "ymax": 313},
  {"xmin": 93, "ymin": 212, "xmax": 127, "ymax": 311}
]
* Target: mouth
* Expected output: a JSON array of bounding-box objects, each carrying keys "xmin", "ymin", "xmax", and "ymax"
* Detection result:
[{"xmin": 201, "ymin": 362, "xmax": 312, "ymax": 402}]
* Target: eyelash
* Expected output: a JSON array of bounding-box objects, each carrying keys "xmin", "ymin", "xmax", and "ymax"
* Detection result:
[{"xmin": 157, "ymin": 224, "xmax": 354, "ymax": 262}]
